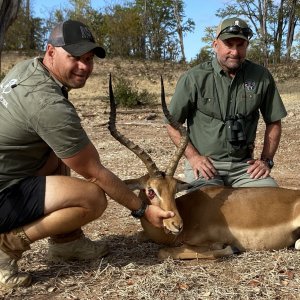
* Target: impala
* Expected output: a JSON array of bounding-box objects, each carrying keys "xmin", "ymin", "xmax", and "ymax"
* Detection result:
[{"xmin": 108, "ymin": 75, "xmax": 300, "ymax": 260}]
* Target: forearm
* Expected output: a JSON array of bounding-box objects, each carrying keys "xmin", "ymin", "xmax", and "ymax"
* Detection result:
[
  {"xmin": 261, "ymin": 120, "xmax": 282, "ymax": 159},
  {"xmin": 62, "ymin": 143, "xmax": 142, "ymax": 211},
  {"xmin": 90, "ymin": 166, "xmax": 142, "ymax": 211}
]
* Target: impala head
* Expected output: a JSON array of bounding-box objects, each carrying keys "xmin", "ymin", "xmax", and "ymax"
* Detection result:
[{"xmin": 108, "ymin": 74, "xmax": 189, "ymax": 235}]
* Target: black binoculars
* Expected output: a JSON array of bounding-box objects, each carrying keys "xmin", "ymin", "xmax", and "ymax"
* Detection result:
[{"xmin": 226, "ymin": 114, "xmax": 246, "ymax": 145}]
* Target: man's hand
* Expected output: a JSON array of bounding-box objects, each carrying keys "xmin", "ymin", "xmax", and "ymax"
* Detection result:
[
  {"xmin": 144, "ymin": 205, "xmax": 175, "ymax": 228},
  {"xmin": 189, "ymin": 155, "xmax": 217, "ymax": 180},
  {"xmin": 247, "ymin": 159, "xmax": 271, "ymax": 179}
]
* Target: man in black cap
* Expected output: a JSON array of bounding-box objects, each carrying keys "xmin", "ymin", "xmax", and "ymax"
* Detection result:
[
  {"xmin": 0, "ymin": 20, "xmax": 174, "ymax": 288},
  {"xmin": 166, "ymin": 17, "xmax": 287, "ymax": 189}
]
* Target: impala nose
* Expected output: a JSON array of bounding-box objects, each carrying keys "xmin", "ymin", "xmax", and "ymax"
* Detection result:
[
  {"xmin": 174, "ymin": 222, "xmax": 183, "ymax": 233},
  {"xmin": 163, "ymin": 221, "xmax": 183, "ymax": 235}
]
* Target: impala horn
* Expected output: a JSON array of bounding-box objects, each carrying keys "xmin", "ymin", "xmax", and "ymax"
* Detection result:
[
  {"xmin": 108, "ymin": 74, "xmax": 162, "ymax": 178},
  {"xmin": 160, "ymin": 76, "xmax": 189, "ymax": 176}
]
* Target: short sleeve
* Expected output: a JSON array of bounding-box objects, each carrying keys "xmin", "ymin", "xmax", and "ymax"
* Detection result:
[
  {"xmin": 32, "ymin": 98, "xmax": 90, "ymax": 158},
  {"xmin": 168, "ymin": 72, "xmax": 196, "ymax": 124},
  {"xmin": 260, "ymin": 70, "xmax": 287, "ymax": 123}
]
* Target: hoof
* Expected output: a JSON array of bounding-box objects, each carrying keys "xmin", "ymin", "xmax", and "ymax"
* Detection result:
[
  {"xmin": 295, "ymin": 239, "xmax": 300, "ymax": 250},
  {"xmin": 231, "ymin": 246, "xmax": 241, "ymax": 255}
]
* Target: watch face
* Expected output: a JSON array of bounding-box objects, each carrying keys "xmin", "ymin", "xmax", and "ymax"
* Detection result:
[
  {"xmin": 267, "ymin": 159, "xmax": 274, "ymax": 169},
  {"xmin": 262, "ymin": 158, "xmax": 274, "ymax": 169}
]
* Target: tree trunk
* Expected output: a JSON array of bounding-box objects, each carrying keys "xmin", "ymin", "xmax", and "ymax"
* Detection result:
[
  {"xmin": 273, "ymin": 0, "xmax": 284, "ymax": 64},
  {"xmin": 173, "ymin": 0, "xmax": 186, "ymax": 62},
  {"xmin": 286, "ymin": 0, "xmax": 297, "ymax": 61},
  {"xmin": 0, "ymin": 0, "xmax": 21, "ymax": 74},
  {"xmin": 262, "ymin": 0, "xmax": 269, "ymax": 66}
]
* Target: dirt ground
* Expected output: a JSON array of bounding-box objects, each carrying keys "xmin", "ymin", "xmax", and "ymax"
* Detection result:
[{"xmin": 1, "ymin": 54, "xmax": 300, "ymax": 299}]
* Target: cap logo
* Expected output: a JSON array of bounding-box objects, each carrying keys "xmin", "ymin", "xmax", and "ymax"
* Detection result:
[
  {"xmin": 80, "ymin": 26, "xmax": 93, "ymax": 40},
  {"xmin": 234, "ymin": 20, "xmax": 240, "ymax": 26}
]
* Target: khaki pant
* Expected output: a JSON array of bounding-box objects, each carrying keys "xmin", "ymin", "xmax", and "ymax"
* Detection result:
[{"xmin": 184, "ymin": 159, "xmax": 278, "ymax": 188}]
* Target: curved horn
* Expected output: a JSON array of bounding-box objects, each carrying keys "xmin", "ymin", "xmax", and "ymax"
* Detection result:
[
  {"xmin": 161, "ymin": 76, "xmax": 189, "ymax": 176},
  {"xmin": 108, "ymin": 74, "xmax": 162, "ymax": 178}
]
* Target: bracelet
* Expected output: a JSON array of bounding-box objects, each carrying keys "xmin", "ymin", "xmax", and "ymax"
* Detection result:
[{"xmin": 131, "ymin": 201, "xmax": 148, "ymax": 219}]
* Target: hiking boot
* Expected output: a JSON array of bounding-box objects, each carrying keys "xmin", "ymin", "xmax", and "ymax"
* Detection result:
[
  {"xmin": 0, "ymin": 249, "xmax": 31, "ymax": 288},
  {"xmin": 47, "ymin": 235, "xmax": 109, "ymax": 262}
]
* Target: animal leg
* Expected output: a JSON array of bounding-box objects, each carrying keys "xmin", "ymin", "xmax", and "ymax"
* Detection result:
[
  {"xmin": 158, "ymin": 244, "xmax": 240, "ymax": 260},
  {"xmin": 135, "ymin": 230, "xmax": 151, "ymax": 242}
]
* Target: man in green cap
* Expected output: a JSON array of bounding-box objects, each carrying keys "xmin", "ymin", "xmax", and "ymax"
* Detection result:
[{"xmin": 166, "ymin": 17, "xmax": 287, "ymax": 188}]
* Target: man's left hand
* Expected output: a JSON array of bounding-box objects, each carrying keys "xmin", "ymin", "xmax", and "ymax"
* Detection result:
[{"xmin": 246, "ymin": 159, "xmax": 271, "ymax": 179}]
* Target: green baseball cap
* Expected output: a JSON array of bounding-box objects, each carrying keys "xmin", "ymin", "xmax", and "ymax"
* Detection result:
[{"xmin": 216, "ymin": 17, "xmax": 253, "ymax": 41}]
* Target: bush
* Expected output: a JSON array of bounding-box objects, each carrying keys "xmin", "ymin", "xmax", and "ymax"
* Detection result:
[{"xmin": 113, "ymin": 77, "xmax": 155, "ymax": 107}]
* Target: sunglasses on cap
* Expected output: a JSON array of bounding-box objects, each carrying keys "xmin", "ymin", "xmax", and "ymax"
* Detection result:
[{"xmin": 217, "ymin": 25, "xmax": 253, "ymax": 40}]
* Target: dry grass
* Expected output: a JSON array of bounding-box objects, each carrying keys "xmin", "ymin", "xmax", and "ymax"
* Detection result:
[{"xmin": 0, "ymin": 53, "xmax": 300, "ymax": 299}]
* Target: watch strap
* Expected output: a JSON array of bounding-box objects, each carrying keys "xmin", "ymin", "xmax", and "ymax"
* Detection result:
[
  {"xmin": 261, "ymin": 157, "xmax": 274, "ymax": 169},
  {"xmin": 131, "ymin": 201, "xmax": 148, "ymax": 219}
]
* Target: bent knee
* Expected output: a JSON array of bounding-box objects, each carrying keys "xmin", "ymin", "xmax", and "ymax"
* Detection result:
[{"xmin": 85, "ymin": 183, "xmax": 108, "ymax": 217}]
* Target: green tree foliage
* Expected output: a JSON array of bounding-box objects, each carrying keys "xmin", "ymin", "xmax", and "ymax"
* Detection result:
[
  {"xmin": 2, "ymin": 0, "xmax": 194, "ymax": 62},
  {"xmin": 3, "ymin": 0, "xmax": 299, "ymax": 65},
  {"xmin": 3, "ymin": 0, "xmax": 46, "ymax": 53},
  {"xmin": 100, "ymin": 0, "xmax": 194, "ymax": 61},
  {"xmin": 0, "ymin": 0, "xmax": 20, "ymax": 73},
  {"xmin": 134, "ymin": 0, "xmax": 194, "ymax": 61},
  {"xmin": 103, "ymin": 4, "xmax": 144, "ymax": 58},
  {"xmin": 47, "ymin": 0, "xmax": 194, "ymax": 61},
  {"xmin": 135, "ymin": 0, "xmax": 175, "ymax": 60}
]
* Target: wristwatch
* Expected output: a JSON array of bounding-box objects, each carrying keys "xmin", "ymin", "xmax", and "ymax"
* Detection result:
[
  {"xmin": 131, "ymin": 201, "xmax": 148, "ymax": 218},
  {"xmin": 261, "ymin": 157, "xmax": 274, "ymax": 169}
]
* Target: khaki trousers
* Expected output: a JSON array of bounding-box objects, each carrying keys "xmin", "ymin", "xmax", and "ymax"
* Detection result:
[{"xmin": 184, "ymin": 159, "xmax": 278, "ymax": 188}]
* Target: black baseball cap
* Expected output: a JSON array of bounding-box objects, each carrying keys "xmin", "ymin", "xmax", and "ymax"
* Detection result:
[{"xmin": 48, "ymin": 20, "xmax": 106, "ymax": 58}]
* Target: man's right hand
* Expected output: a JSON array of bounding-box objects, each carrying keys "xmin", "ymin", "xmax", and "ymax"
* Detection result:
[{"xmin": 189, "ymin": 155, "xmax": 217, "ymax": 180}]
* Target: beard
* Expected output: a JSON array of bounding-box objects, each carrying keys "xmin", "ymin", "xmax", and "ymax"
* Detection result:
[{"xmin": 218, "ymin": 56, "xmax": 245, "ymax": 75}]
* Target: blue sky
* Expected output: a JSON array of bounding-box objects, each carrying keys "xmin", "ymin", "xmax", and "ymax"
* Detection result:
[{"xmin": 33, "ymin": 0, "xmax": 226, "ymax": 61}]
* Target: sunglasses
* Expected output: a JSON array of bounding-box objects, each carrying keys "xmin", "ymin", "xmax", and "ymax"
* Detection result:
[{"xmin": 217, "ymin": 25, "xmax": 253, "ymax": 40}]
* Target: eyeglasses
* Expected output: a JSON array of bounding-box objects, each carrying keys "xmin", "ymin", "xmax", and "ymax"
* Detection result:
[{"xmin": 217, "ymin": 25, "xmax": 253, "ymax": 40}]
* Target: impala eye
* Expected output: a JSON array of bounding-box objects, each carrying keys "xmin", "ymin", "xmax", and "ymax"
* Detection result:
[{"xmin": 147, "ymin": 188, "xmax": 156, "ymax": 199}]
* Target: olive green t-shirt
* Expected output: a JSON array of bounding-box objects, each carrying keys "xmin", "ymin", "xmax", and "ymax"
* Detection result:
[
  {"xmin": 0, "ymin": 58, "xmax": 90, "ymax": 191},
  {"xmin": 168, "ymin": 58, "xmax": 287, "ymax": 162}
]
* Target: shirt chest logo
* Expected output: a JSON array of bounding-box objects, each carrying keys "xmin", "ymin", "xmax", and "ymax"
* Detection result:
[
  {"xmin": 0, "ymin": 79, "xmax": 18, "ymax": 108},
  {"xmin": 244, "ymin": 80, "xmax": 256, "ymax": 91}
]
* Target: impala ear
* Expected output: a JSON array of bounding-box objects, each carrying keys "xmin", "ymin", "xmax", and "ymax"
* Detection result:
[{"xmin": 124, "ymin": 174, "xmax": 149, "ymax": 191}]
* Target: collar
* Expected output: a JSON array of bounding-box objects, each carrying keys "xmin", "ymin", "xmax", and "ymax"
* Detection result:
[{"xmin": 38, "ymin": 57, "xmax": 69, "ymax": 99}]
